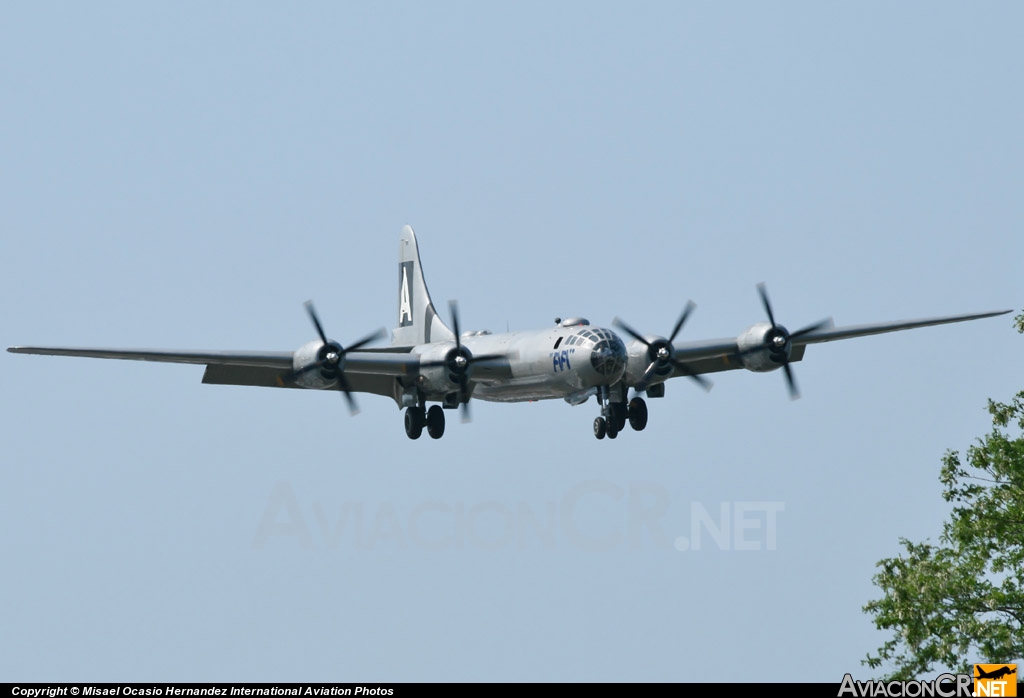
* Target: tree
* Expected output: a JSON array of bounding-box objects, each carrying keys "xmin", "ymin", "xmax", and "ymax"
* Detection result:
[{"xmin": 862, "ymin": 312, "xmax": 1024, "ymax": 680}]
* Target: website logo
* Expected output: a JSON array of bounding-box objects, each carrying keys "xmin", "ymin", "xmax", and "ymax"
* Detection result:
[{"xmin": 974, "ymin": 665, "xmax": 1016, "ymax": 697}]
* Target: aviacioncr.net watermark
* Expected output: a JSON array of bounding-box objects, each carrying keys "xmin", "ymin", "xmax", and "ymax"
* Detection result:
[{"xmin": 251, "ymin": 480, "xmax": 784, "ymax": 553}]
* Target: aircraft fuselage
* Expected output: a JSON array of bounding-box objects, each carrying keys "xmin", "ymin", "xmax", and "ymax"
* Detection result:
[{"xmin": 410, "ymin": 321, "xmax": 628, "ymax": 403}]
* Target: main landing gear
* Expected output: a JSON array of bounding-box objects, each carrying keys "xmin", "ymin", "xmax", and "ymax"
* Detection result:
[
  {"xmin": 592, "ymin": 388, "xmax": 648, "ymax": 440},
  {"xmin": 627, "ymin": 397, "xmax": 648, "ymax": 431},
  {"xmin": 405, "ymin": 404, "xmax": 448, "ymax": 440}
]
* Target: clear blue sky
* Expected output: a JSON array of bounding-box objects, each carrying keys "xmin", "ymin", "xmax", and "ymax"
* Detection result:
[{"xmin": 2, "ymin": 1, "xmax": 1021, "ymax": 682}]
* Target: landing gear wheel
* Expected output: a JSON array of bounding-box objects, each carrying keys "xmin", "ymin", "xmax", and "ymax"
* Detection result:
[
  {"xmin": 426, "ymin": 405, "xmax": 446, "ymax": 439},
  {"xmin": 611, "ymin": 403, "xmax": 627, "ymax": 432},
  {"xmin": 607, "ymin": 424, "xmax": 619, "ymax": 439},
  {"xmin": 628, "ymin": 397, "xmax": 648, "ymax": 431},
  {"xmin": 593, "ymin": 417, "xmax": 607, "ymax": 440},
  {"xmin": 404, "ymin": 406, "xmax": 425, "ymax": 440}
]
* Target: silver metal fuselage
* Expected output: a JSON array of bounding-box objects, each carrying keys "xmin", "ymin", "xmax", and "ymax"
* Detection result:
[{"xmin": 411, "ymin": 322, "xmax": 628, "ymax": 403}]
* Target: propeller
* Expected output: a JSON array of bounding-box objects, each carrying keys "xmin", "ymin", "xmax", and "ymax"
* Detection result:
[
  {"xmin": 613, "ymin": 301, "xmax": 713, "ymax": 393},
  {"xmin": 286, "ymin": 300, "xmax": 386, "ymax": 415},
  {"xmin": 742, "ymin": 283, "xmax": 833, "ymax": 400},
  {"xmin": 420, "ymin": 300, "xmax": 504, "ymax": 422}
]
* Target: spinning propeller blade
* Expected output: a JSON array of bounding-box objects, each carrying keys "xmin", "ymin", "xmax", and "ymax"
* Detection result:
[
  {"xmin": 613, "ymin": 300, "xmax": 712, "ymax": 392},
  {"xmin": 287, "ymin": 301, "xmax": 386, "ymax": 414}
]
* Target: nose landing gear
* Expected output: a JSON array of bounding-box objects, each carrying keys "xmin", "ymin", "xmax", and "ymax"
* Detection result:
[
  {"xmin": 592, "ymin": 389, "xmax": 649, "ymax": 439},
  {"xmin": 592, "ymin": 386, "xmax": 628, "ymax": 440}
]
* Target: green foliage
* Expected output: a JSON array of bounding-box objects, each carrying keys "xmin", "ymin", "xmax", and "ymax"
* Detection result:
[{"xmin": 862, "ymin": 312, "xmax": 1024, "ymax": 679}]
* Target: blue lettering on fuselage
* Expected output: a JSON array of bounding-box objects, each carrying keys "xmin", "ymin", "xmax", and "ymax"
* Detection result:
[{"xmin": 550, "ymin": 348, "xmax": 574, "ymax": 372}]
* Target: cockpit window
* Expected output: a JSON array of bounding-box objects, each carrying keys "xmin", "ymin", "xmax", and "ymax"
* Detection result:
[{"xmin": 577, "ymin": 328, "xmax": 618, "ymax": 344}]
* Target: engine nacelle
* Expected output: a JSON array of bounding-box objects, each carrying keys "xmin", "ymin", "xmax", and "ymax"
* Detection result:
[
  {"xmin": 736, "ymin": 322, "xmax": 789, "ymax": 372},
  {"xmin": 414, "ymin": 342, "xmax": 465, "ymax": 395},
  {"xmin": 292, "ymin": 339, "xmax": 342, "ymax": 389},
  {"xmin": 623, "ymin": 335, "xmax": 671, "ymax": 386}
]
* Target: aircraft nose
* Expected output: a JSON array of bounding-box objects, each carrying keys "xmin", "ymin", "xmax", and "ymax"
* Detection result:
[{"xmin": 590, "ymin": 336, "xmax": 627, "ymax": 381}]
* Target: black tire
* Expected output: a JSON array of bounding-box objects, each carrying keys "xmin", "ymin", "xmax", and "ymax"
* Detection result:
[
  {"xmin": 593, "ymin": 417, "xmax": 607, "ymax": 440},
  {"xmin": 607, "ymin": 424, "xmax": 619, "ymax": 439},
  {"xmin": 612, "ymin": 403, "xmax": 628, "ymax": 432},
  {"xmin": 404, "ymin": 406, "xmax": 425, "ymax": 440},
  {"xmin": 426, "ymin": 405, "xmax": 446, "ymax": 439},
  {"xmin": 628, "ymin": 397, "xmax": 648, "ymax": 431}
]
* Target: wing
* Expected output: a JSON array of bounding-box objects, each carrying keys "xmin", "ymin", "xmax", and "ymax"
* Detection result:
[
  {"xmin": 794, "ymin": 310, "xmax": 1013, "ymax": 345},
  {"xmin": 670, "ymin": 344, "xmax": 809, "ymax": 377},
  {"xmin": 5, "ymin": 346, "xmax": 424, "ymax": 372},
  {"xmin": 6, "ymin": 346, "xmax": 295, "ymax": 367},
  {"xmin": 6, "ymin": 345, "xmax": 426, "ymax": 404},
  {"xmin": 666, "ymin": 308, "xmax": 1012, "ymax": 379},
  {"xmin": 201, "ymin": 364, "xmax": 402, "ymax": 401}
]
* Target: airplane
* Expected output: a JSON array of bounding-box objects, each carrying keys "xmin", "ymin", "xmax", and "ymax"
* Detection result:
[
  {"xmin": 975, "ymin": 666, "xmax": 1016, "ymax": 681},
  {"xmin": 7, "ymin": 225, "xmax": 1013, "ymax": 440}
]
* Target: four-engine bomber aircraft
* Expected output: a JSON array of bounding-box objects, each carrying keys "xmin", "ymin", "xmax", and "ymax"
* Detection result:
[{"xmin": 8, "ymin": 226, "xmax": 1012, "ymax": 440}]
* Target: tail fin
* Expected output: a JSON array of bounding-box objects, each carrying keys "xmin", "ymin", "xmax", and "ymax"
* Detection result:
[{"xmin": 392, "ymin": 225, "xmax": 455, "ymax": 346}]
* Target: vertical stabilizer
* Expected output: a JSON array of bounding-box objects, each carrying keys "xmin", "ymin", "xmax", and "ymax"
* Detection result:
[{"xmin": 392, "ymin": 225, "xmax": 455, "ymax": 347}]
